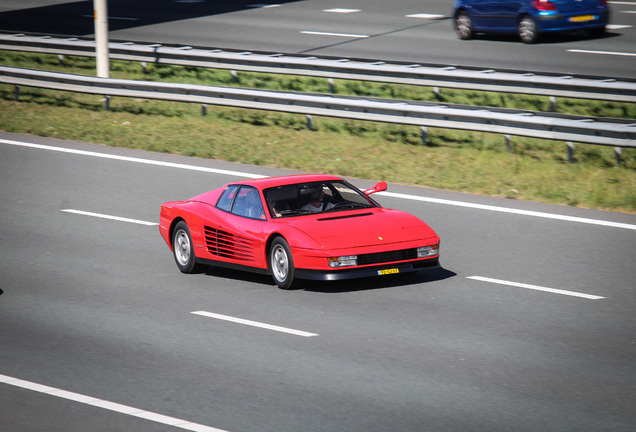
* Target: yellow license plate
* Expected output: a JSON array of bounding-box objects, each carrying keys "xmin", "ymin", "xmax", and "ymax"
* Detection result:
[
  {"xmin": 378, "ymin": 268, "xmax": 399, "ymax": 275},
  {"xmin": 569, "ymin": 15, "xmax": 595, "ymax": 22}
]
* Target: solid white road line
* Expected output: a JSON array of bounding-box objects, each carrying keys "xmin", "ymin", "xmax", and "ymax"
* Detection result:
[
  {"xmin": 467, "ymin": 276, "xmax": 605, "ymax": 300},
  {"xmin": 0, "ymin": 374, "xmax": 230, "ymax": 432},
  {"xmin": 301, "ymin": 31, "xmax": 369, "ymax": 38},
  {"xmin": 379, "ymin": 191, "xmax": 636, "ymax": 230},
  {"xmin": 3, "ymin": 139, "xmax": 635, "ymax": 231},
  {"xmin": 192, "ymin": 311, "xmax": 319, "ymax": 337},
  {"xmin": 567, "ymin": 49, "xmax": 636, "ymax": 57},
  {"xmin": 61, "ymin": 209, "xmax": 158, "ymax": 226},
  {"xmin": 1, "ymin": 139, "xmax": 265, "ymax": 178}
]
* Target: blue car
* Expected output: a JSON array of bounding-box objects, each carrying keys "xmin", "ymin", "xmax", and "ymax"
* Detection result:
[{"xmin": 452, "ymin": 0, "xmax": 610, "ymax": 43}]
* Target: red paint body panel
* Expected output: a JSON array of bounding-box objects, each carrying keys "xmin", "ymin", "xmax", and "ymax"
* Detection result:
[{"xmin": 160, "ymin": 175, "xmax": 440, "ymax": 281}]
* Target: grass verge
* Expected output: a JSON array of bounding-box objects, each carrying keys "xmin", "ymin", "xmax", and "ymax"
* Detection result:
[{"xmin": 1, "ymin": 51, "xmax": 634, "ymax": 213}]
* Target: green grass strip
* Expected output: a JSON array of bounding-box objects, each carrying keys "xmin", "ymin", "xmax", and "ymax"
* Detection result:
[{"xmin": 1, "ymin": 51, "xmax": 634, "ymax": 213}]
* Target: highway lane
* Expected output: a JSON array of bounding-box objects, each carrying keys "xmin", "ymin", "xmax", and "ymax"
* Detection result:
[
  {"xmin": 1, "ymin": 132, "xmax": 635, "ymax": 432},
  {"xmin": 0, "ymin": 0, "xmax": 635, "ymax": 78}
]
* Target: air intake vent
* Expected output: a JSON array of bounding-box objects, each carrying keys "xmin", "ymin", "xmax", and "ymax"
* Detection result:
[
  {"xmin": 357, "ymin": 248, "xmax": 418, "ymax": 266},
  {"xmin": 204, "ymin": 226, "xmax": 256, "ymax": 261}
]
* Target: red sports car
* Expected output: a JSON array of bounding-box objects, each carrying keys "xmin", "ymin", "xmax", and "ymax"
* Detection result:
[{"xmin": 159, "ymin": 174, "xmax": 440, "ymax": 289}]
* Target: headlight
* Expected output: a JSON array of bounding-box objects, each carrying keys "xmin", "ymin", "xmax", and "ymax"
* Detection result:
[
  {"xmin": 328, "ymin": 255, "xmax": 357, "ymax": 268},
  {"xmin": 417, "ymin": 244, "xmax": 439, "ymax": 258}
]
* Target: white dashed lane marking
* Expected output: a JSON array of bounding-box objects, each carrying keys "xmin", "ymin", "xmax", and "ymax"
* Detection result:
[
  {"xmin": 61, "ymin": 209, "xmax": 158, "ymax": 226},
  {"xmin": 324, "ymin": 9, "xmax": 361, "ymax": 14},
  {"xmin": 467, "ymin": 276, "xmax": 606, "ymax": 300},
  {"xmin": 301, "ymin": 31, "xmax": 369, "ymax": 38},
  {"xmin": 192, "ymin": 311, "xmax": 319, "ymax": 337}
]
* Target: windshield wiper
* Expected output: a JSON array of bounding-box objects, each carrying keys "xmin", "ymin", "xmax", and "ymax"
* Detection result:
[{"xmin": 280, "ymin": 209, "xmax": 314, "ymax": 216}]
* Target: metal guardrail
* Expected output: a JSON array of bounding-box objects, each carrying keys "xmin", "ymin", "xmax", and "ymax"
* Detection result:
[
  {"xmin": 1, "ymin": 66, "xmax": 634, "ymax": 148},
  {"xmin": 1, "ymin": 33, "xmax": 636, "ymax": 103}
]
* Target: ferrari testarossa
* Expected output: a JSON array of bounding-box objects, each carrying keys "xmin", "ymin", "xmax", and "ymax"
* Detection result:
[{"xmin": 159, "ymin": 174, "xmax": 440, "ymax": 289}]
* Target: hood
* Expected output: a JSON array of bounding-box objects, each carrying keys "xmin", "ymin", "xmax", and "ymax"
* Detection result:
[{"xmin": 287, "ymin": 209, "xmax": 437, "ymax": 249}]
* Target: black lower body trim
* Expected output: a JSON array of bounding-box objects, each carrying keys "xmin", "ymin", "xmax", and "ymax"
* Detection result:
[
  {"xmin": 196, "ymin": 258, "xmax": 270, "ymax": 275},
  {"xmin": 295, "ymin": 258, "xmax": 440, "ymax": 281}
]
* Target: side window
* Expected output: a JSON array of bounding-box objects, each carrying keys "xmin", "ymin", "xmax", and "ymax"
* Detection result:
[
  {"xmin": 216, "ymin": 185, "xmax": 239, "ymax": 212},
  {"xmin": 231, "ymin": 186, "xmax": 265, "ymax": 220}
]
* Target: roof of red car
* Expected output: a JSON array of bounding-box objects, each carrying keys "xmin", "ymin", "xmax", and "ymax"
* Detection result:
[{"xmin": 230, "ymin": 174, "xmax": 343, "ymax": 190}]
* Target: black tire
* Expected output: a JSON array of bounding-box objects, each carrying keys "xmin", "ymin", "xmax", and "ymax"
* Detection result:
[
  {"xmin": 455, "ymin": 11, "xmax": 474, "ymax": 40},
  {"xmin": 269, "ymin": 237, "xmax": 298, "ymax": 290},
  {"xmin": 518, "ymin": 15, "xmax": 539, "ymax": 44},
  {"xmin": 172, "ymin": 221, "xmax": 203, "ymax": 273},
  {"xmin": 589, "ymin": 26, "xmax": 605, "ymax": 39}
]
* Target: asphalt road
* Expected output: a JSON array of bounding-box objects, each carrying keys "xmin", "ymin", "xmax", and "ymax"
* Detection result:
[
  {"xmin": 1, "ymin": 2, "xmax": 635, "ymax": 431},
  {"xmin": 1, "ymin": 131, "xmax": 635, "ymax": 432},
  {"xmin": 0, "ymin": 0, "xmax": 635, "ymax": 78}
]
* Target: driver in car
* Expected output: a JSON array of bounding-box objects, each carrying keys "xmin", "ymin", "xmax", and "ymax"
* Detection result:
[{"xmin": 301, "ymin": 186, "xmax": 334, "ymax": 212}]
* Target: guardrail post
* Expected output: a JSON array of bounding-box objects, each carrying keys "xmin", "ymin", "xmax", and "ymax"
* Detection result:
[
  {"xmin": 58, "ymin": 54, "xmax": 65, "ymax": 65},
  {"xmin": 14, "ymin": 85, "xmax": 19, "ymax": 101},
  {"xmin": 505, "ymin": 134, "xmax": 512, "ymax": 152},
  {"xmin": 141, "ymin": 61, "xmax": 147, "ymax": 74},
  {"xmin": 104, "ymin": 95, "xmax": 111, "ymax": 110},
  {"xmin": 615, "ymin": 147, "xmax": 622, "ymax": 166},
  {"xmin": 550, "ymin": 96, "xmax": 557, "ymax": 112},
  {"xmin": 328, "ymin": 78, "xmax": 335, "ymax": 93},
  {"xmin": 421, "ymin": 126, "xmax": 428, "ymax": 146},
  {"xmin": 201, "ymin": 104, "xmax": 207, "ymax": 116},
  {"xmin": 567, "ymin": 142, "xmax": 574, "ymax": 163},
  {"xmin": 306, "ymin": 115, "xmax": 312, "ymax": 130},
  {"xmin": 231, "ymin": 70, "xmax": 238, "ymax": 83}
]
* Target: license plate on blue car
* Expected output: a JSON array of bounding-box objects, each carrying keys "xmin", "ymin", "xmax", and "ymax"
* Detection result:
[{"xmin": 569, "ymin": 15, "xmax": 596, "ymax": 22}]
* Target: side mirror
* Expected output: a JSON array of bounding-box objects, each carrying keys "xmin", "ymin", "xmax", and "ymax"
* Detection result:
[{"xmin": 363, "ymin": 181, "xmax": 387, "ymax": 195}]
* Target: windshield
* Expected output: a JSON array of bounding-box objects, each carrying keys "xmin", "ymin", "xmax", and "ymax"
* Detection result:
[{"xmin": 264, "ymin": 180, "xmax": 379, "ymax": 218}]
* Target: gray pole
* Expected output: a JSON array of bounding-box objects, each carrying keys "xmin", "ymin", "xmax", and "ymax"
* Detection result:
[{"xmin": 94, "ymin": 0, "xmax": 109, "ymax": 78}]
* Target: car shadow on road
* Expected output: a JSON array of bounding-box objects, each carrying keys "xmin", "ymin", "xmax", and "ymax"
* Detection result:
[
  {"xmin": 0, "ymin": 0, "xmax": 303, "ymax": 36},
  {"xmin": 302, "ymin": 266, "xmax": 457, "ymax": 293},
  {"xmin": 200, "ymin": 265, "xmax": 456, "ymax": 293},
  {"xmin": 467, "ymin": 29, "xmax": 620, "ymax": 45}
]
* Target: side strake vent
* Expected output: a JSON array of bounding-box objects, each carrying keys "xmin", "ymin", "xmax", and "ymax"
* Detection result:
[{"xmin": 204, "ymin": 226, "xmax": 256, "ymax": 261}]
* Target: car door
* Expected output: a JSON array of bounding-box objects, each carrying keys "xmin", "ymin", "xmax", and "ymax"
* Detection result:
[
  {"xmin": 493, "ymin": 0, "xmax": 523, "ymax": 30},
  {"xmin": 467, "ymin": 0, "xmax": 496, "ymax": 28},
  {"xmin": 216, "ymin": 185, "xmax": 268, "ymax": 269}
]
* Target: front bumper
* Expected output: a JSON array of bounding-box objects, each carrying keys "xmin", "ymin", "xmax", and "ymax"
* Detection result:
[{"xmin": 295, "ymin": 257, "xmax": 440, "ymax": 281}]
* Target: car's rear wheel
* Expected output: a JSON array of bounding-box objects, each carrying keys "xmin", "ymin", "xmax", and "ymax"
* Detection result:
[
  {"xmin": 518, "ymin": 15, "xmax": 539, "ymax": 44},
  {"xmin": 172, "ymin": 221, "xmax": 203, "ymax": 273},
  {"xmin": 270, "ymin": 237, "xmax": 297, "ymax": 290},
  {"xmin": 455, "ymin": 11, "xmax": 474, "ymax": 40}
]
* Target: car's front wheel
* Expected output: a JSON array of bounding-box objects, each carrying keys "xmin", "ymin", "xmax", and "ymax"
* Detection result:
[
  {"xmin": 269, "ymin": 237, "xmax": 297, "ymax": 290},
  {"xmin": 172, "ymin": 221, "xmax": 204, "ymax": 273},
  {"xmin": 518, "ymin": 15, "xmax": 539, "ymax": 43},
  {"xmin": 455, "ymin": 11, "xmax": 474, "ymax": 40}
]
